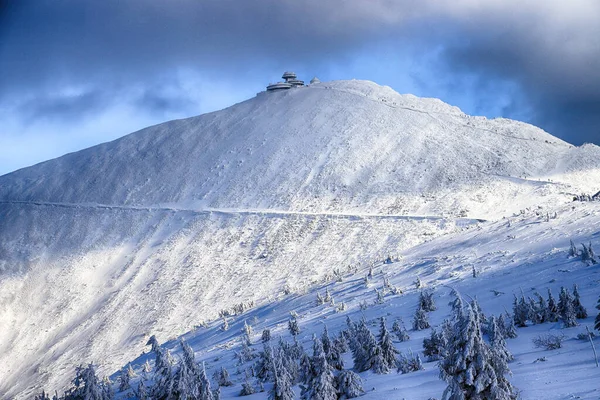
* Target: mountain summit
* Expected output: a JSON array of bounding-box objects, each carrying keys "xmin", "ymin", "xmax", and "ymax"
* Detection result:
[{"xmin": 0, "ymin": 79, "xmax": 599, "ymax": 397}]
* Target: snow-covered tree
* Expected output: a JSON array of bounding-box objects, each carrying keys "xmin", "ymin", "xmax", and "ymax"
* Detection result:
[
  {"xmin": 423, "ymin": 325, "xmax": 448, "ymax": 361},
  {"xmin": 214, "ymin": 367, "xmax": 233, "ymax": 387},
  {"xmin": 324, "ymin": 288, "xmax": 333, "ymax": 303},
  {"xmin": 277, "ymin": 338, "xmax": 300, "ymax": 384},
  {"xmin": 198, "ymin": 363, "xmax": 214, "ymax": 400},
  {"xmin": 572, "ymin": 284, "xmax": 588, "ymax": 319},
  {"xmin": 534, "ymin": 293, "xmax": 549, "ymax": 324},
  {"xmin": 569, "ymin": 239, "xmax": 578, "ymax": 257},
  {"xmin": 269, "ymin": 356, "xmax": 295, "ymax": 400},
  {"xmin": 397, "ymin": 349, "xmax": 423, "ymax": 374},
  {"xmin": 255, "ymin": 343, "xmax": 275, "ymax": 382},
  {"xmin": 489, "ymin": 316, "xmax": 514, "ymax": 362},
  {"xmin": 392, "ymin": 318, "xmax": 410, "ymax": 342},
  {"xmin": 64, "ymin": 363, "xmax": 113, "ymax": 400},
  {"xmin": 147, "ymin": 335, "xmax": 160, "ymax": 353},
  {"xmin": 440, "ymin": 300, "xmax": 517, "ymax": 400},
  {"xmin": 262, "ymin": 329, "xmax": 272, "ymax": 343},
  {"xmin": 581, "ymin": 242, "xmax": 597, "ymax": 264},
  {"xmin": 512, "ymin": 294, "xmax": 530, "ymax": 327},
  {"xmin": 558, "ymin": 286, "xmax": 578, "ymax": 327},
  {"xmin": 299, "ymin": 352, "xmax": 312, "ymax": 385},
  {"xmin": 239, "ymin": 337, "xmax": 255, "ymax": 362},
  {"xmin": 243, "ymin": 320, "xmax": 253, "ymax": 338},
  {"xmin": 301, "ymin": 336, "xmax": 336, "ymax": 400},
  {"xmin": 288, "ymin": 316, "xmax": 301, "ymax": 336},
  {"xmin": 547, "ymin": 289, "xmax": 559, "ymax": 322},
  {"xmin": 413, "ymin": 301, "xmax": 431, "ymax": 331},
  {"xmin": 316, "ymin": 292, "xmax": 325, "ymax": 306},
  {"xmin": 221, "ymin": 318, "xmax": 229, "ymax": 331},
  {"xmin": 335, "ymin": 370, "xmax": 364, "ymax": 399},
  {"xmin": 501, "ymin": 312, "xmax": 518, "ymax": 339},
  {"xmin": 137, "ymin": 380, "xmax": 148, "ymax": 400},
  {"xmin": 378, "ymin": 317, "xmax": 399, "ymax": 370},
  {"xmin": 240, "ymin": 376, "xmax": 256, "ymax": 396},
  {"xmin": 350, "ymin": 319, "xmax": 382, "ymax": 372},
  {"xmin": 321, "ymin": 326, "xmax": 343, "ymax": 370},
  {"xmin": 118, "ymin": 366, "xmax": 130, "ymax": 393},
  {"xmin": 152, "ymin": 347, "xmax": 176, "ymax": 400},
  {"xmin": 419, "ymin": 290, "xmax": 437, "ymax": 312},
  {"xmin": 142, "ymin": 360, "xmax": 152, "ymax": 380}
]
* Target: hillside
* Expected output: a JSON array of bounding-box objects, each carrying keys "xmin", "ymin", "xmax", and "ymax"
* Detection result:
[
  {"xmin": 110, "ymin": 200, "xmax": 600, "ymax": 400},
  {"xmin": 0, "ymin": 79, "xmax": 599, "ymax": 398}
]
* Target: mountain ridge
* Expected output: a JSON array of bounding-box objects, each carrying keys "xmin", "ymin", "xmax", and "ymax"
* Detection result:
[{"xmin": 0, "ymin": 78, "xmax": 599, "ymax": 398}]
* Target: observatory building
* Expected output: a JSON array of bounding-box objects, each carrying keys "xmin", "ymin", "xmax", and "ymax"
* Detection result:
[{"xmin": 266, "ymin": 72, "xmax": 305, "ymax": 91}]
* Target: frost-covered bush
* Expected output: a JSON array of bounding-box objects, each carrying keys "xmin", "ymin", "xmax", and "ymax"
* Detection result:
[{"xmin": 532, "ymin": 333, "xmax": 566, "ymax": 350}]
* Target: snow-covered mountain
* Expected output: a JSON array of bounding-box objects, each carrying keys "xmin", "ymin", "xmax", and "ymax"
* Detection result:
[{"xmin": 0, "ymin": 79, "xmax": 599, "ymax": 398}]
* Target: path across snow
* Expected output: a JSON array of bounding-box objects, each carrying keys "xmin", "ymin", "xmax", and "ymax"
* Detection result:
[{"xmin": 0, "ymin": 200, "xmax": 486, "ymax": 224}]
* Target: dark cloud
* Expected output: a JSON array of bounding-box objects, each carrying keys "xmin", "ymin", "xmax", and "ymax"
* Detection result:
[
  {"xmin": 17, "ymin": 90, "xmax": 110, "ymax": 123},
  {"xmin": 0, "ymin": 0, "xmax": 599, "ymax": 148}
]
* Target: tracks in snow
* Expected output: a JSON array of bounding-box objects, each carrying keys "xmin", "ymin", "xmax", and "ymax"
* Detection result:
[{"xmin": 0, "ymin": 200, "xmax": 485, "ymax": 224}]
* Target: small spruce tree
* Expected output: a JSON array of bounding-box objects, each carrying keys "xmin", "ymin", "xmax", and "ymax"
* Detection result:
[
  {"xmin": 378, "ymin": 317, "xmax": 399, "ymax": 370},
  {"xmin": 558, "ymin": 286, "xmax": 578, "ymax": 327},
  {"xmin": 392, "ymin": 318, "xmax": 410, "ymax": 342},
  {"xmin": 547, "ymin": 289, "xmax": 559, "ymax": 322},
  {"xmin": 572, "ymin": 284, "xmax": 588, "ymax": 319},
  {"xmin": 413, "ymin": 302, "xmax": 431, "ymax": 331},
  {"xmin": 335, "ymin": 370, "xmax": 364, "ymax": 399}
]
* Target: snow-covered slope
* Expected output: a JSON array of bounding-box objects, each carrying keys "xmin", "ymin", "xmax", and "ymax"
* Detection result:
[
  {"xmin": 0, "ymin": 79, "xmax": 599, "ymax": 398},
  {"xmin": 115, "ymin": 201, "xmax": 600, "ymax": 400}
]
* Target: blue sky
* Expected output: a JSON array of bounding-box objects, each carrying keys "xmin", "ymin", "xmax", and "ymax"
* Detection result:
[{"xmin": 1, "ymin": 0, "xmax": 599, "ymax": 175}]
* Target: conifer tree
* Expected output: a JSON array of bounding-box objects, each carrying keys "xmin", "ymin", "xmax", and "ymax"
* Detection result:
[
  {"xmin": 572, "ymin": 284, "xmax": 588, "ymax": 319},
  {"xmin": 198, "ymin": 363, "xmax": 214, "ymax": 400},
  {"xmin": 440, "ymin": 300, "xmax": 516, "ymax": 400},
  {"xmin": 512, "ymin": 295, "xmax": 529, "ymax": 327},
  {"xmin": 152, "ymin": 346, "xmax": 176, "ymax": 400},
  {"xmin": 118, "ymin": 366, "xmax": 131, "ymax": 392},
  {"xmin": 547, "ymin": 289, "xmax": 559, "ymax": 322},
  {"xmin": 350, "ymin": 319, "xmax": 381, "ymax": 372},
  {"xmin": 302, "ymin": 336, "xmax": 337, "ymax": 400},
  {"xmin": 269, "ymin": 356, "xmax": 295, "ymax": 400},
  {"xmin": 378, "ymin": 317, "xmax": 399, "ymax": 370},
  {"xmin": 147, "ymin": 335, "xmax": 160, "ymax": 353},
  {"xmin": 288, "ymin": 316, "xmax": 301, "ymax": 336},
  {"xmin": 262, "ymin": 329, "xmax": 272, "ymax": 343},
  {"xmin": 299, "ymin": 352, "xmax": 312, "ymax": 385},
  {"xmin": 255, "ymin": 343, "xmax": 275, "ymax": 382},
  {"xmin": 569, "ymin": 239, "xmax": 578, "ymax": 257},
  {"xmin": 63, "ymin": 363, "xmax": 115, "ymax": 400},
  {"xmin": 535, "ymin": 293, "xmax": 549, "ymax": 323},
  {"xmin": 240, "ymin": 337, "xmax": 255, "ymax": 362},
  {"xmin": 240, "ymin": 376, "xmax": 256, "ymax": 396},
  {"xmin": 335, "ymin": 370, "xmax": 364, "ymax": 399},
  {"xmin": 243, "ymin": 320, "xmax": 253, "ymax": 339},
  {"xmin": 142, "ymin": 360, "xmax": 152, "ymax": 380},
  {"xmin": 558, "ymin": 286, "xmax": 578, "ymax": 327},
  {"xmin": 137, "ymin": 380, "xmax": 148, "ymax": 400},
  {"xmin": 419, "ymin": 290, "xmax": 437, "ymax": 312},
  {"xmin": 392, "ymin": 318, "xmax": 410, "ymax": 342},
  {"xmin": 501, "ymin": 312, "xmax": 518, "ymax": 339},
  {"xmin": 489, "ymin": 316, "xmax": 514, "ymax": 362},
  {"xmin": 423, "ymin": 326, "xmax": 448, "ymax": 361},
  {"xmin": 174, "ymin": 354, "xmax": 195, "ymax": 400},
  {"xmin": 413, "ymin": 302, "xmax": 431, "ymax": 331},
  {"xmin": 324, "ymin": 288, "xmax": 333, "ymax": 303},
  {"xmin": 216, "ymin": 367, "xmax": 233, "ymax": 387}
]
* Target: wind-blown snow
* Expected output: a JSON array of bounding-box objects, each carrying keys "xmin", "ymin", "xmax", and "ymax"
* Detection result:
[{"xmin": 0, "ymin": 79, "xmax": 599, "ymax": 398}]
